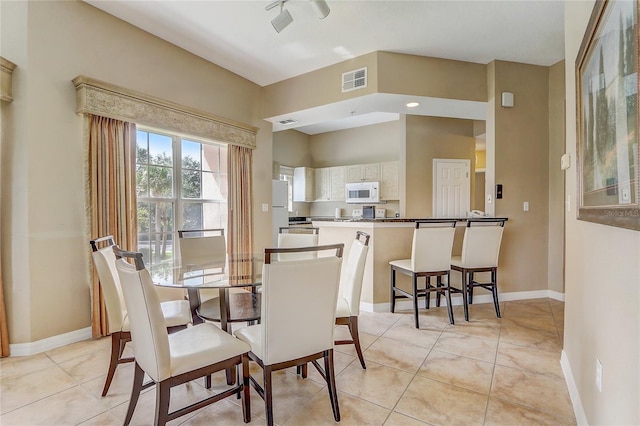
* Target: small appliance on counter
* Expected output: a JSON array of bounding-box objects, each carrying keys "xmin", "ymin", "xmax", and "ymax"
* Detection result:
[{"xmin": 362, "ymin": 206, "xmax": 375, "ymax": 219}]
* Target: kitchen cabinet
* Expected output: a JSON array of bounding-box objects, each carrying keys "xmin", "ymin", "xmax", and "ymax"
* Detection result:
[
  {"xmin": 293, "ymin": 167, "xmax": 315, "ymax": 202},
  {"xmin": 380, "ymin": 161, "xmax": 399, "ymax": 200},
  {"xmin": 314, "ymin": 168, "xmax": 331, "ymax": 201},
  {"xmin": 329, "ymin": 166, "xmax": 346, "ymax": 201},
  {"xmin": 346, "ymin": 163, "xmax": 380, "ymax": 183},
  {"xmin": 312, "ymin": 166, "xmax": 347, "ymax": 201}
]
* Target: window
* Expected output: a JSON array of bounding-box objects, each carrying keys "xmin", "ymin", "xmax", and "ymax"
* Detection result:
[
  {"xmin": 279, "ymin": 165, "xmax": 294, "ymax": 213},
  {"xmin": 136, "ymin": 129, "xmax": 227, "ymax": 270}
]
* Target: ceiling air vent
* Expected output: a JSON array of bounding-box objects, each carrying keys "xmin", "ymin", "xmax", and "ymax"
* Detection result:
[
  {"xmin": 278, "ymin": 119, "xmax": 298, "ymax": 125},
  {"xmin": 342, "ymin": 67, "xmax": 367, "ymax": 93}
]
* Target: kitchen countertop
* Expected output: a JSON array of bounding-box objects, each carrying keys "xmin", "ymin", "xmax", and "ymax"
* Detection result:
[{"xmin": 311, "ymin": 217, "xmax": 508, "ymax": 223}]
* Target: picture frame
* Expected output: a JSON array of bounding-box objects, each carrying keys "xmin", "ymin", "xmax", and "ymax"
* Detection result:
[{"xmin": 576, "ymin": 0, "xmax": 639, "ymax": 231}]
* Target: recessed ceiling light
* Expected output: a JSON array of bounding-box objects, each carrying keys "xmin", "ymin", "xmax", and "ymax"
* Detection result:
[{"xmin": 406, "ymin": 102, "xmax": 420, "ymax": 108}]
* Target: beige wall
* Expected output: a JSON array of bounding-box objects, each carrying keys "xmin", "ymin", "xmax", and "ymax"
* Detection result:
[
  {"xmin": 264, "ymin": 51, "xmax": 487, "ymax": 119},
  {"xmin": 475, "ymin": 150, "xmax": 486, "ymax": 169},
  {"xmin": 273, "ymin": 130, "xmax": 312, "ymax": 168},
  {"xmin": 263, "ymin": 52, "xmax": 379, "ymax": 118},
  {"xmin": 548, "ymin": 61, "xmax": 565, "ymax": 294},
  {"xmin": 377, "ymin": 52, "xmax": 487, "ymax": 102},
  {"xmin": 405, "ymin": 116, "xmax": 476, "ymax": 217},
  {"xmin": 474, "ymin": 172, "xmax": 486, "ymax": 211},
  {"xmin": 491, "ymin": 60, "xmax": 550, "ymax": 294},
  {"xmin": 564, "ymin": 2, "xmax": 640, "ymax": 424},
  {"xmin": 272, "ymin": 130, "xmax": 312, "ymax": 216},
  {"xmin": 309, "ymin": 120, "xmax": 402, "ymax": 167},
  {"xmin": 0, "ymin": 0, "xmax": 272, "ymax": 343}
]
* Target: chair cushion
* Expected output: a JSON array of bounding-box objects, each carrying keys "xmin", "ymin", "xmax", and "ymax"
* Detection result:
[
  {"xmin": 234, "ymin": 324, "xmax": 263, "ymax": 360},
  {"xmin": 450, "ymin": 255, "xmax": 463, "ymax": 268},
  {"xmin": 389, "ymin": 258, "xmax": 413, "ymax": 272},
  {"xmin": 169, "ymin": 323, "xmax": 250, "ymax": 377},
  {"xmin": 160, "ymin": 300, "xmax": 192, "ymax": 328},
  {"xmin": 335, "ymin": 297, "xmax": 351, "ymax": 318}
]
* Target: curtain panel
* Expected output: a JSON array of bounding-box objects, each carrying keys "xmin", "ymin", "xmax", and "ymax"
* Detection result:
[
  {"xmin": 227, "ymin": 145, "xmax": 254, "ymax": 280},
  {"xmin": 88, "ymin": 114, "xmax": 137, "ymax": 338}
]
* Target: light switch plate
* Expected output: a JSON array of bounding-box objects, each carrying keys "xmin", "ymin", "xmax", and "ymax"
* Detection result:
[{"xmin": 262, "ymin": 203, "xmax": 269, "ymax": 212}]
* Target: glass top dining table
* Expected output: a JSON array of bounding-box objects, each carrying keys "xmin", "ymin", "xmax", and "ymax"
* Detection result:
[{"xmin": 151, "ymin": 253, "xmax": 263, "ymax": 333}]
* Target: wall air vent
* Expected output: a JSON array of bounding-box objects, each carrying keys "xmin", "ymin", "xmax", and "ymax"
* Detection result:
[
  {"xmin": 278, "ymin": 119, "xmax": 298, "ymax": 125},
  {"xmin": 342, "ymin": 67, "xmax": 367, "ymax": 93}
]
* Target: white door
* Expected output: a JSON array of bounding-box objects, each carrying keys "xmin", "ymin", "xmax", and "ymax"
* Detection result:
[{"xmin": 433, "ymin": 159, "xmax": 470, "ymax": 217}]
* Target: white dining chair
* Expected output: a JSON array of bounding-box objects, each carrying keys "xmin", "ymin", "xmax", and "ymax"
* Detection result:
[
  {"xmin": 113, "ymin": 246, "xmax": 251, "ymax": 426},
  {"xmin": 178, "ymin": 228, "xmax": 226, "ymax": 304},
  {"xmin": 389, "ymin": 220, "xmax": 457, "ymax": 328},
  {"xmin": 234, "ymin": 244, "xmax": 344, "ymax": 426},
  {"xmin": 89, "ymin": 236, "xmax": 191, "ymax": 397},
  {"xmin": 335, "ymin": 231, "xmax": 370, "ymax": 369}
]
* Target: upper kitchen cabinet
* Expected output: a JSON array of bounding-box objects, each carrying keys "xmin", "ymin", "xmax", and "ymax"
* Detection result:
[
  {"xmin": 346, "ymin": 163, "xmax": 380, "ymax": 183},
  {"xmin": 329, "ymin": 166, "xmax": 346, "ymax": 201},
  {"xmin": 313, "ymin": 166, "xmax": 346, "ymax": 201},
  {"xmin": 293, "ymin": 167, "xmax": 315, "ymax": 202},
  {"xmin": 314, "ymin": 167, "xmax": 331, "ymax": 201},
  {"xmin": 380, "ymin": 161, "xmax": 399, "ymax": 200}
]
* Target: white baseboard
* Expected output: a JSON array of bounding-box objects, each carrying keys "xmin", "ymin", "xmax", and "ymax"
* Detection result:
[
  {"xmin": 9, "ymin": 327, "xmax": 93, "ymax": 357},
  {"xmin": 561, "ymin": 350, "xmax": 588, "ymax": 425},
  {"xmin": 361, "ymin": 289, "xmax": 566, "ymax": 313}
]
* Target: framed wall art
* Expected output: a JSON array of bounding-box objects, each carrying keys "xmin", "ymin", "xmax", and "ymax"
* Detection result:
[{"xmin": 576, "ymin": 0, "xmax": 639, "ymax": 231}]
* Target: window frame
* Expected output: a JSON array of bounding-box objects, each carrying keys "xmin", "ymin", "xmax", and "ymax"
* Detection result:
[{"xmin": 136, "ymin": 127, "xmax": 228, "ymax": 269}]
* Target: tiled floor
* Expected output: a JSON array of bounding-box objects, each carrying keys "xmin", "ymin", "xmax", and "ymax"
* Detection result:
[{"xmin": 0, "ymin": 298, "xmax": 575, "ymax": 425}]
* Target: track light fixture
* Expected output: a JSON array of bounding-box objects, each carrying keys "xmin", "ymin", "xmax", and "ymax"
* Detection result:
[
  {"xmin": 265, "ymin": 0, "xmax": 330, "ymax": 33},
  {"xmin": 271, "ymin": 5, "xmax": 293, "ymax": 33},
  {"xmin": 310, "ymin": 0, "xmax": 330, "ymax": 19}
]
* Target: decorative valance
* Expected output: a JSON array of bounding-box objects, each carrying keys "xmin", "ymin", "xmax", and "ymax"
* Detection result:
[
  {"xmin": 72, "ymin": 76, "xmax": 257, "ymax": 149},
  {"xmin": 1, "ymin": 57, "xmax": 17, "ymax": 103}
]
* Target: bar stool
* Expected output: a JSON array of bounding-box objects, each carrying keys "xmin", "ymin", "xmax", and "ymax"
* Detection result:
[
  {"xmin": 277, "ymin": 227, "xmax": 319, "ymax": 261},
  {"xmin": 389, "ymin": 220, "xmax": 457, "ymax": 328},
  {"xmin": 450, "ymin": 218, "xmax": 506, "ymax": 321}
]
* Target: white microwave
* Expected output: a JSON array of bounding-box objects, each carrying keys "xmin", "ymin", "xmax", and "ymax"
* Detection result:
[{"xmin": 346, "ymin": 182, "xmax": 380, "ymax": 204}]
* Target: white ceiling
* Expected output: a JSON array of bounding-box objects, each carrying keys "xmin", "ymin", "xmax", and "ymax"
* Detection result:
[{"xmin": 84, "ymin": 0, "xmax": 565, "ymax": 134}]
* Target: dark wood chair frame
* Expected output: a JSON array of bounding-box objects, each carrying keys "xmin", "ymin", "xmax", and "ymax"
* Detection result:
[
  {"xmin": 112, "ymin": 246, "xmax": 251, "ymax": 426},
  {"xmin": 177, "ymin": 228, "xmax": 225, "ymax": 238},
  {"xmin": 334, "ymin": 231, "xmax": 370, "ymax": 369},
  {"xmin": 390, "ymin": 220, "xmax": 458, "ymax": 328},
  {"xmin": 89, "ymin": 236, "xmax": 187, "ymax": 397},
  {"xmin": 246, "ymin": 244, "xmax": 344, "ymax": 426},
  {"xmin": 450, "ymin": 218, "xmax": 506, "ymax": 321}
]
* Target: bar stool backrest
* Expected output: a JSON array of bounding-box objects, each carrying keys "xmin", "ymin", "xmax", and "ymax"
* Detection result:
[
  {"xmin": 411, "ymin": 223, "xmax": 456, "ymax": 272},
  {"xmin": 460, "ymin": 225, "xmax": 504, "ymax": 268}
]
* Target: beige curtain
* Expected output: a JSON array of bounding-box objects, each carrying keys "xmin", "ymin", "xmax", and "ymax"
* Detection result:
[
  {"xmin": 227, "ymin": 145, "xmax": 254, "ymax": 281},
  {"xmin": 88, "ymin": 114, "xmax": 137, "ymax": 338}
]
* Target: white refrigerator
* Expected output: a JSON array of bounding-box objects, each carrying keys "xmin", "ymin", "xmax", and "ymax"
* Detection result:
[{"xmin": 272, "ymin": 180, "xmax": 289, "ymax": 246}]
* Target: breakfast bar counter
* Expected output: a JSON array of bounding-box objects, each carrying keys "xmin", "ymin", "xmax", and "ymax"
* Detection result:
[{"xmin": 312, "ymin": 217, "xmax": 509, "ymax": 312}]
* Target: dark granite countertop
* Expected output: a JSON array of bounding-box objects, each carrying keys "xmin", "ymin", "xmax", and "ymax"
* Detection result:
[{"xmin": 311, "ymin": 217, "xmax": 508, "ymax": 223}]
